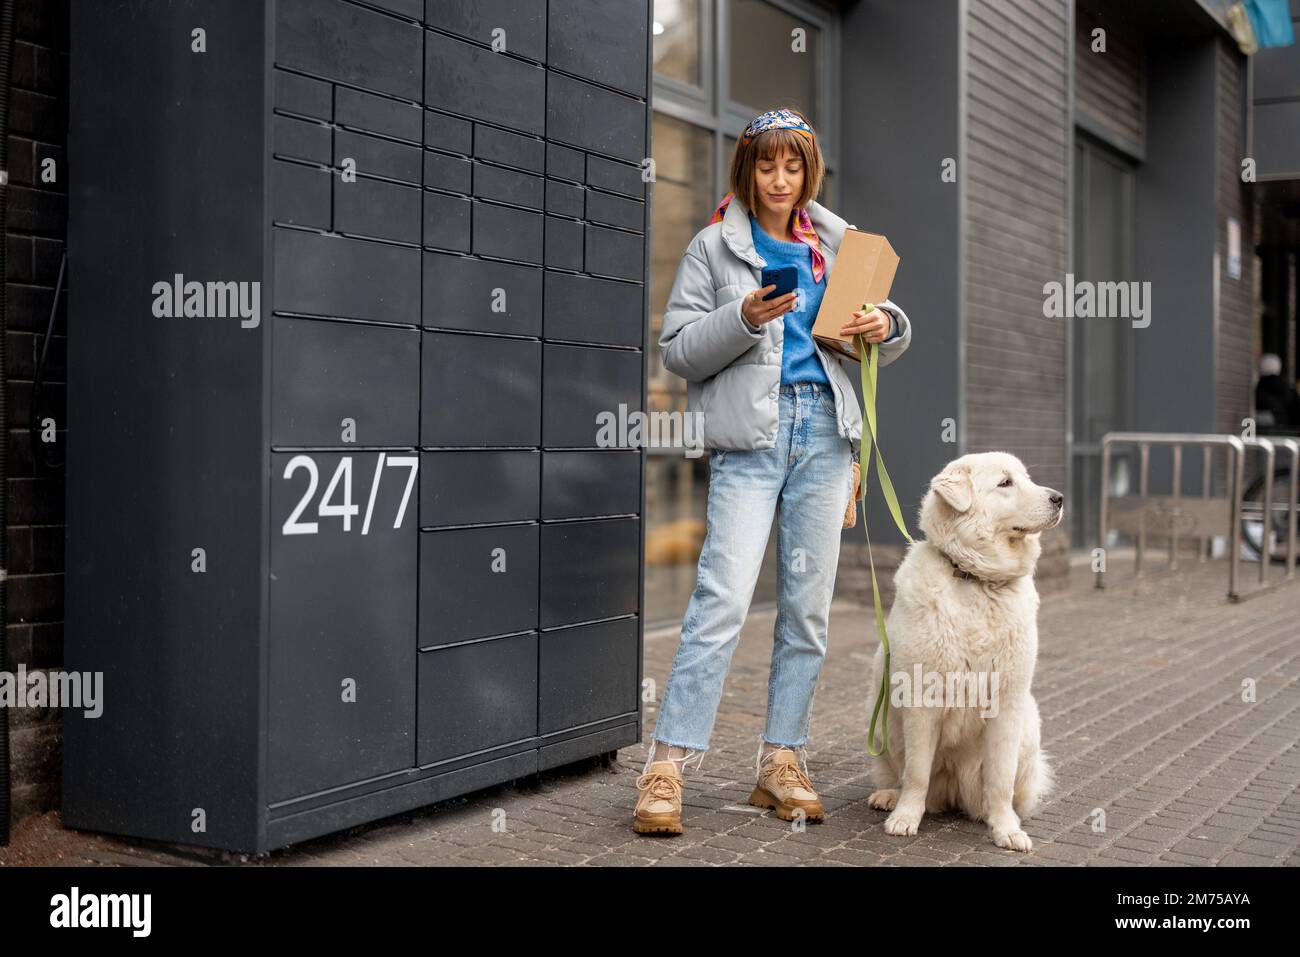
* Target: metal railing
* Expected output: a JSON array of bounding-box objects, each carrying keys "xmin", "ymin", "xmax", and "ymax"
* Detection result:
[
  {"xmin": 1096, "ymin": 432, "xmax": 1299, "ymax": 601},
  {"xmin": 1245, "ymin": 435, "xmax": 1299, "ymax": 582}
]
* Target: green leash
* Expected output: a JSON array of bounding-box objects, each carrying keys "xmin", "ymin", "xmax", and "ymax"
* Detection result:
[{"xmin": 853, "ymin": 304, "xmax": 914, "ymax": 756}]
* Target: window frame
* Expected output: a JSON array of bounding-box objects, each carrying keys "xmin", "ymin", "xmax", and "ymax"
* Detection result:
[{"xmin": 652, "ymin": 0, "xmax": 842, "ymax": 210}]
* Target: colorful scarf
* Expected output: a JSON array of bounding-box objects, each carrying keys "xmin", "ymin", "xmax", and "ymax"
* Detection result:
[{"xmin": 708, "ymin": 109, "xmax": 826, "ymax": 283}]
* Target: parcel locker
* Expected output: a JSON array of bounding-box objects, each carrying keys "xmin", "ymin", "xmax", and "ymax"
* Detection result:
[
  {"xmin": 419, "ymin": 524, "xmax": 540, "ymax": 647},
  {"xmin": 63, "ymin": 0, "xmax": 649, "ymax": 852}
]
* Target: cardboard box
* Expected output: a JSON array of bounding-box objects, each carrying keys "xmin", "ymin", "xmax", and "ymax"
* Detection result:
[{"xmin": 812, "ymin": 229, "xmax": 899, "ymax": 362}]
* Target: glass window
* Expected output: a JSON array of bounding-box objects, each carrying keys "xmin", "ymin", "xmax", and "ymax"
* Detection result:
[
  {"xmin": 653, "ymin": 0, "xmax": 703, "ymax": 88},
  {"xmin": 728, "ymin": 0, "xmax": 820, "ymax": 124},
  {"xmin": 646, "ymin": 115, "xmax": 715, "ymax": 626},
  {"xmin": 648, "ymin": 1, "xmax": 834, "ymax": 626},
  {"xmin": 649, "ymin": 114, "xmax": 714, "ymax": 418}
]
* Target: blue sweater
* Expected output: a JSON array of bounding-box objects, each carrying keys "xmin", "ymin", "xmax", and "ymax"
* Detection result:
[
  {"xmin": 749, "ymin": 216, "xmax": 830, "ymax": 386},
  {"xmin": 746, "ymin": 214, "xmax": 900, "ymax": 386}
]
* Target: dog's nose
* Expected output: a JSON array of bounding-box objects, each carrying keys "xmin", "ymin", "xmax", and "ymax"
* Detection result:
[{"xmin": 1048, "ymin": 490, "xmax": 1064, "ymax": 508}]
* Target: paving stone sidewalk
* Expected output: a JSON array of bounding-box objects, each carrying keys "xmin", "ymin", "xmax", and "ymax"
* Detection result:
[{"xmin": 4, "ymin": 559, "xmax": 1298, "ymax": 867}]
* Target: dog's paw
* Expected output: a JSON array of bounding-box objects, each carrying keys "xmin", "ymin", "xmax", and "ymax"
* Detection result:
[
  {"xmin": 868, "ymin": 789, "xmax": 900, "ymax": 811},
  {"xmin": 884, "ymin": 808, "xmax": 922, "ymax": 836},
  {"xmin": 991, "ymin": 828, "xmax": 1033, "ymax": 852}
]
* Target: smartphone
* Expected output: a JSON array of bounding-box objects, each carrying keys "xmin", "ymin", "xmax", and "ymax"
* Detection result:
[{"xmin": 760, "ymin": 265, "xmax": 799, "ymax": 302}]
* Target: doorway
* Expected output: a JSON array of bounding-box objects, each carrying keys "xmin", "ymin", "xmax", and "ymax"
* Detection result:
[{"xmin": 1071, "ymin": 132, "xmax": 1139, "ymax": 548}]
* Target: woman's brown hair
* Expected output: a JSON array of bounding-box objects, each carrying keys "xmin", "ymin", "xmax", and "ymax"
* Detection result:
[{"xmin": 727, "ymin": 106, "xmax": 826, "ymax": 214}]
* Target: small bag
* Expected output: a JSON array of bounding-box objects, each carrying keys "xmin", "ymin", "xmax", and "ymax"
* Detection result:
[{"xmin": 842, "ymin": 458, "xmax": 861, "ymax": 529}]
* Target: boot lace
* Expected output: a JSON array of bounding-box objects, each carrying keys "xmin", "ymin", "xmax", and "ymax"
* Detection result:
[
  {"xmin": 764, "ymin": 756, "xmax": 814, "ymax": 794},
  {"xmin": 635, "ymin": 769, "xmax": 683, "ymax": 804}
]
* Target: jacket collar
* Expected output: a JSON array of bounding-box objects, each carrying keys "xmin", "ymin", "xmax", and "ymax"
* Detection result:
[{"xmin": 720, "ymin": 197, "xmax": 850, "ymax": 269}]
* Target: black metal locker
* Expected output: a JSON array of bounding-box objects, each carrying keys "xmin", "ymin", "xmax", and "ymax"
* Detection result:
[
  {"xmin": 540, "ymin": 618, "xmax": 639, "ymax": 734},
  {"xmin": 63, "ymin": 0, "xmax": 649, "ymax": 852},
  {"xmin": 419, "ymin": 523, "xmax": 539, "ymax": 647},
  {"xmin": 420, "ymin": 450, "xmax": 540, "ymax": 527},
  {"xmin": 417, "ymin": 632, "xmax": 539, "ymax": 766},
  {"xmin": 271, "ymin": 318, "xmax": 420, "ymax": 447},
  {"xmin": 269, "ymin": 450, "xmax": 419, "ymax": 803}
]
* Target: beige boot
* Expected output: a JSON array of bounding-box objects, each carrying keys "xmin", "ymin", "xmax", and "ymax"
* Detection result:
[
  {"xmin": 748, "ymin": 747, "xmax": 826, "ymax": 822},
  {"xmin": 633, "ymin": 760, "xmax": 685, "ymax": 835}
]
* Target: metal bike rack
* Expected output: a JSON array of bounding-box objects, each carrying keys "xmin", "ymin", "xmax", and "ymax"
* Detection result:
[
  {"xmin": 1281, "ymin": 438, "xmax": 1299, "ymax": 581},
  {"xmin": 1245, "ymin": 436, "xmax": 1299, "ymax": 582},
  {"xmin": 1097, "ymin": 432, "xmax": 1299, "ymax": 601},
  {"xmin": 1242, "ymin": 436, "xmax": 1275, "ymax": 589}
]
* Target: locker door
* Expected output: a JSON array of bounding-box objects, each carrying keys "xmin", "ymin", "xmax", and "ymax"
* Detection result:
[{"xmin": 269, "ymin": 450, "xmax": 419, "ymax": 802}]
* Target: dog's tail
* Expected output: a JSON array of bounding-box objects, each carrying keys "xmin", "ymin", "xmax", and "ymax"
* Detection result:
[{"xmin": 1014, "ymin": 746, "xmax": 1053, "ymax": 820}]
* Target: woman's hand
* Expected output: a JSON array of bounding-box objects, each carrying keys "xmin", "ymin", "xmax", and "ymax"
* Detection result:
[
  {"xmin": 840, "ymin": 306, "xmax": 892, "ymax": 343},
  {"xmin": 741, "ymin": 285, "xmax": 797, "ymax": 326}
]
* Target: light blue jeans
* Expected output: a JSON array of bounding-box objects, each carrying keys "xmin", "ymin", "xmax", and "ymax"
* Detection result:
[{"xmin": 649, "ymin": 381, "xmax": 855, "ymax": 777}]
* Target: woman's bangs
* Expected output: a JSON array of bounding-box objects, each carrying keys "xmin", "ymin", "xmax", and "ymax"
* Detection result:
[{"xmin": 754, "ymin": 128, "xmax": 811, "ymax": 163}]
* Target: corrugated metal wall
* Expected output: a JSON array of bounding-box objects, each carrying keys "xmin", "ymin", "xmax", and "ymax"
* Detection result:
[
  {"xmin": 1074, "ymin": 6, "xmax": 1144, "ymax": 153},
  {"xmin": 1214, "ymin": 36, "xmax": 1255, "ymax": 438},
  {"xmin": 963, "ymin": 0, "xmax": 1071, "ymax": 582}
]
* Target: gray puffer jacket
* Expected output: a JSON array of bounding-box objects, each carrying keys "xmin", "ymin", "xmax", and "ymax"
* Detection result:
[{"xmin": 659, "ymin": 197, "xmax": 912, "ymax": 456}]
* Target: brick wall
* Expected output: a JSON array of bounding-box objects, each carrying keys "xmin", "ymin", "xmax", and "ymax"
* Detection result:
[{"xmin": 5, "ymin": 0, "xmax": 67, "ymax": 820}]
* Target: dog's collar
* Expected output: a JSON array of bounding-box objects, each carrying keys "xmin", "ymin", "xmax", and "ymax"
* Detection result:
[{"xmin": 937, "ymin": 547, "xmax": 1013, "ymax": 589}]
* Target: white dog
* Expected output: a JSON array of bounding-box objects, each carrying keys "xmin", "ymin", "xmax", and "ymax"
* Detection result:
[{"xmin": 867, "ymin": 452, "xmax": 1061, "ymax": 851}]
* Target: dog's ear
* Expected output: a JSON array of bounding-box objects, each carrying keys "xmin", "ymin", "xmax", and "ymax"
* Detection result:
[{"xmin": 930, "ymin": 464, "xmax": 973, "ymax": 513}]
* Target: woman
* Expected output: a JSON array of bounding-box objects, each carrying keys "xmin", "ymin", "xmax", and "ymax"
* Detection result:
[{"xmin": 634, "ymin": 107, "xmax": 913, "ymax": 834}]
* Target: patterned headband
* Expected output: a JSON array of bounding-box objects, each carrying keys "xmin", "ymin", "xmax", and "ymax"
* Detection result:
[{"xmin": 740, "ymin": 108, "xmax": 814, "ymax": 144}]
